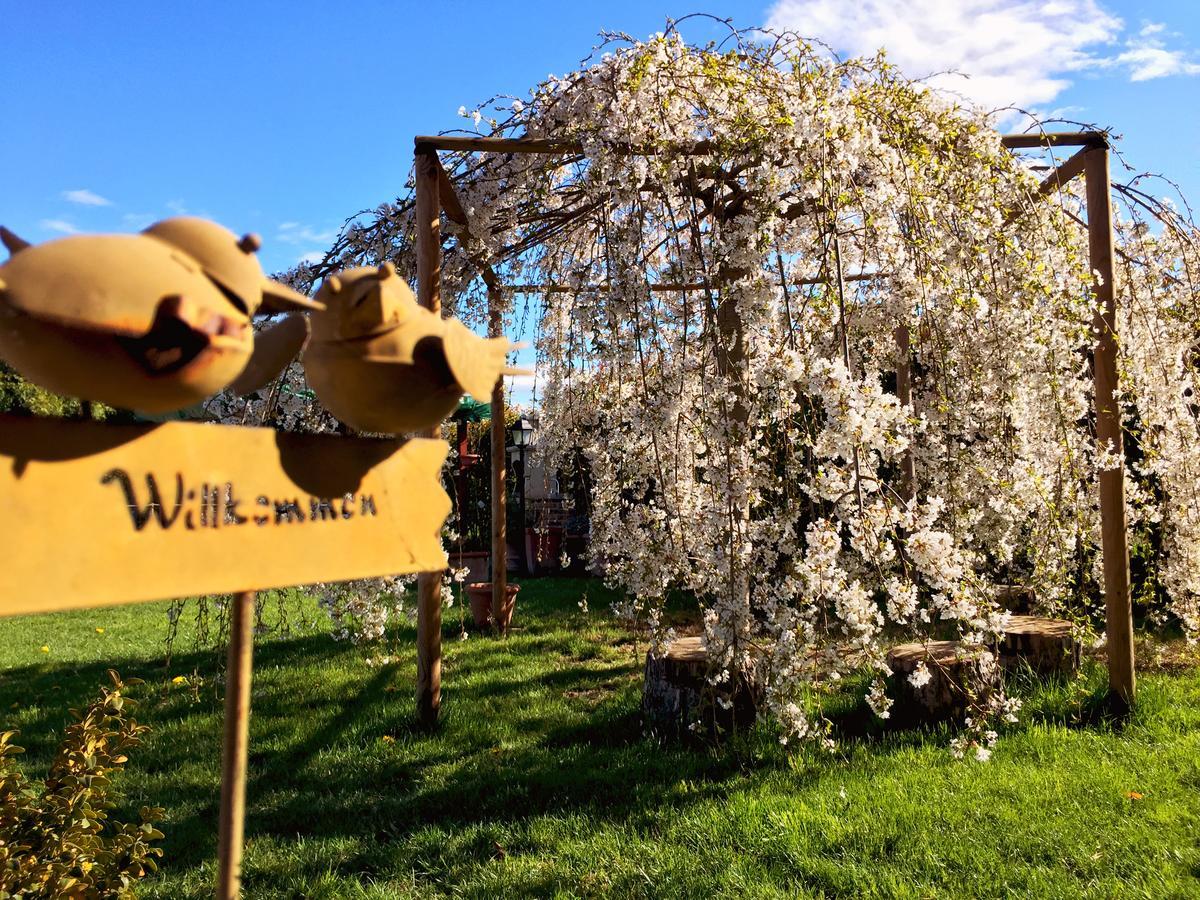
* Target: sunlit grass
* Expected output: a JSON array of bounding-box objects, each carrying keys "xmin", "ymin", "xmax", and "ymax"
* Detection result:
[{"xmin": 1, "ymin": 578, "xmax": 1197, "ymax": 898}]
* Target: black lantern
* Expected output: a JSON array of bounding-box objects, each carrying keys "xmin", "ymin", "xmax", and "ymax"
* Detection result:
[{"xmin": 509, "ymin": 415, "xmax": 534, "ymax": 448}]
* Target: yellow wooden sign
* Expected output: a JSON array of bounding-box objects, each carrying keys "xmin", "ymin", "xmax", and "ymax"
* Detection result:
[{"xmin": 0, "ymin": 414, "xmax": 450, "ymax": 616}]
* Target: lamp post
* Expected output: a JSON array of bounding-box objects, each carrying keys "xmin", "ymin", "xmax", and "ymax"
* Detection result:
[{"xmin": 508, "ymin": 416, "xmax": 534, "ymax": 574}]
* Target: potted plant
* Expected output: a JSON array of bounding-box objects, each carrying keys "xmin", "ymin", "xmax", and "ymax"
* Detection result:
[
  {"xmin": 468, "ymin": 581, "xmax": 520, "ymax": 633},
  {"xmin": 448, "ymin": 548, "xmax": 490, "ymax": 584}
]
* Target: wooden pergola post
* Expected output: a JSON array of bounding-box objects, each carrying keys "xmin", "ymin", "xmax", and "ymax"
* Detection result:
[
  {"xmin": 488, "ymin": 284, "xmax": 508, "ymax": 622},
  {"xmin": 998, "ymin": 132, "xmax": 1136, "ymax": 707},
  {"xmin": 414, "ymin": 142, "xmax": 443, "ymax": 726},
  {"xmin": 423, "ymin": 144, "xmax": 511, "ymax": 634},
  {"xmin": 1085, "ymin": 142, "xmax": 1136, "ymax": 707}
]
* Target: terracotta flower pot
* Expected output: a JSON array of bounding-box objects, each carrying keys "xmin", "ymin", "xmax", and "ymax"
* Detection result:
[
  {"xmin": 447, "ymin": 550, "xmax": 490, "ymax": 585},
  {"xmin": 467, "ymin": 582, "xmax": 519, "ymax": 633}
]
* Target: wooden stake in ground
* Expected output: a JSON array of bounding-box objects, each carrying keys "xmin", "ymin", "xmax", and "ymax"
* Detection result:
[
  {"xmin": 216, "ymin": 590, "xmax": 256, "ymax": 900},
  {"xmin": 414, "ymin": 142, "xmax": 444, "ymax": 727},
  {"xmin": 1085, "ymin": 143, "xmax": 1136, "ymax": 708},
  {"xmin": 488, "ymin": 282, "xmax": 509, "ymax": 629}
]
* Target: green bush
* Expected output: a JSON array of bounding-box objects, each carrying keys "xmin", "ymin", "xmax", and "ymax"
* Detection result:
[{"xmin": 0, "ymin": 671, "xmax": 164, "ymax": 898}]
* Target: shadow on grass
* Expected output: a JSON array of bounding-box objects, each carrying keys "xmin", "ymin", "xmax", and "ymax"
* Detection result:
[
  {"xmin": 0, "ymin": 587, "xmax": 754, "ymax": 887},
  {"xmin": 804, "ymin": 657, "xmax": 1144, "ymax": 757},
  {"xmin": 1005, "ymin": 660, "xmax": 1141, "ymax": 731}
]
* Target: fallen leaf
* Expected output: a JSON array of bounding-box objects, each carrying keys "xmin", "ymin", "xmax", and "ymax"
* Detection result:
[
  {"xmin": 94, "ymin": 627, "xmax": 105, "ymax": 634},
  {"xmin": 1126, "ymin": 791, "xmax": 1144, "ymax": 801}
]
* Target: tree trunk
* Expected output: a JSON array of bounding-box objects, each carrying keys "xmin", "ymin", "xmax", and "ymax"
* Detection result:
[
  {"xmin": 642, "ymin": 636, "xmax": 760, "ymax": 741},
  {"xmin": 887, "ymin": 640, "xmax": 1000, "ymax": 726},
  {"xmin": 998, "ymin": 615, "xmax": 1081, "ymax": 676}
]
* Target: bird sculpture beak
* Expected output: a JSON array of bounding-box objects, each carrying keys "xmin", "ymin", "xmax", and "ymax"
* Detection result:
[
  {"xmin": 120, "ymin": 294, "xmax": 249, "ymax": 375},
  {"xmin": 261, "ymin": 277, "xmax": 325, "ymax": 313}
]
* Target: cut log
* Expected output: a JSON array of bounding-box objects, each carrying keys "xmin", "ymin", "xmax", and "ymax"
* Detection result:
[
  {"xmin": 887, "ymin": 640, "xmax": 1000, "ymax": 726},
  {"xmin": 998, "ymin": 615, "xmax": 1081, "ymax": 676},
  {"xmin": 642, "ymin": 636, "xmax": 760, "ymax": 741}
]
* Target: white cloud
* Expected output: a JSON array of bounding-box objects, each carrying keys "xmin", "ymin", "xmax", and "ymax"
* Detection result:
[
  {"xmin": 277, "ymin": 222, "xmax": 337, "ymax": 246},
  {"xmin": 1116, "ymin": 45, "xmax": 1200, "ymax": 80},
  {"xmin": 507, "ymin": 374, "xmax": 539, "ymax": 389},
  {"xmin": 765, "ymin": 0, "xmax": 1121, "ymax": 111},
  {"xmin": 62, "ymin": 188, "xmax": 112, "ymax": 207},
  {"xmin": 764, "ymin": 1, "xmax": 1200, "ymax": 112},
  {"xmin": 39, "ymin": 219, "xmax": 79, "ymax": 234},
  {"xmin": 505, "ymin": 368, "xmax": 542, "ymax": 392},
  {"xmin": 1114, "ymin": 22, "xmax": 1200, "ymax": 81},
  {"xmin": 297, "ymin": 251, "xmax": 325, "ymax": 265}
]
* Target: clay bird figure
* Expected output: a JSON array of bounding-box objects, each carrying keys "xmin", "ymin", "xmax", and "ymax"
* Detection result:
[
  {"xmin": 303, "ymin": 262, "xmax": 527, "ymax": 433},
  {"xmin": 0, "ymin": 217, "xmax": 320, "ymax": 412}
]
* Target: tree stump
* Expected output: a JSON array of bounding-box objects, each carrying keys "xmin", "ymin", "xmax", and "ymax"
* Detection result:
[
  {"xmin": 642, "ymin": 636, "xmax": 760, "ymax": 741},
  {"xmin": 998, "ymin": 615, "xmax": 1081, "ymax": 676},
  {"xmin": 886, "ymin": 640, "xmax": 1000, "ymax": 726}
]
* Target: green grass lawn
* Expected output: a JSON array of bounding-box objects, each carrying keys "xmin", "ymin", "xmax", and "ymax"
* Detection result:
[{"xmin": 1, "ymin": 578, "xmax": 1199, "ymax": 898}]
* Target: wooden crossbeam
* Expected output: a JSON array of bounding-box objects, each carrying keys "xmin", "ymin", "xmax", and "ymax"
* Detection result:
[
  {"xmin": 1034, "ymin": 147, "xmax": 1091, "ymax": 198},
  {"xmin": 422, "ymin": 132, "xmax": 1107, "ymax": 156},
  {"xmin": 500, "ymin": 273, "xmax": 886, "ymax": 294},
  {"xmin": 1002, "ymin": 147, "xmax": 1091, "ymax": 227},
  {"xmin": 430, "ymin": 152, "xmax": 503, "ymax": 292},
  {"xmin": 415, "ymin": 134, "xmax": 716, "ymax": 156},
  {"xmin": 1000, "ymin": 131, "xmax": 1108, "ymax": 150},
  {"xmin": 417, "ymin": 135, "xmax": 584, "ymax": 155}
]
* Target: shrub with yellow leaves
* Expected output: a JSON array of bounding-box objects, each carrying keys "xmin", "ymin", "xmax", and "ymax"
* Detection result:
[{"xmin": 0, "ymin": 670, "xmax": 165, "ymax": 897}]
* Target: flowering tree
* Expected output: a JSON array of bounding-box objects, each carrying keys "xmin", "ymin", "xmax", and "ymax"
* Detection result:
[{"xmin": 281, "ymin": 21, "xmax": 1200, "ymax": 749}]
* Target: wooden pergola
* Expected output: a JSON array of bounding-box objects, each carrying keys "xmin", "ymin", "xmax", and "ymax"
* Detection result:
[{"xmin": 409, "ymin": 129, "xmax": 1135, "ymax": 727}]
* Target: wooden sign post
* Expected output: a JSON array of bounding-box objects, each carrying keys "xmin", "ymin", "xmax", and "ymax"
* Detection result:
[
  {"xmin": 0, "ymin": 413, "xmax": 451, "ymax": 898},
  {"xmin": 217, "ymin": 590, "xmax": 255, "ymax": 899}
]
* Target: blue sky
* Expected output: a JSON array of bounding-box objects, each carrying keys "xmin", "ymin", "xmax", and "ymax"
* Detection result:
[{"xmin": 2, "ymin": 1, "xmax": 1198, "ymax": 278}]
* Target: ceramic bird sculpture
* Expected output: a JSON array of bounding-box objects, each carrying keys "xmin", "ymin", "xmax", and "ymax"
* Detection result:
[
  {"xmin": 303, "ymin": 262, "xmax": 527, "ymax": 433},
  {"xmin": 0, "ymin": 217, "xmax": 320, "ymax": 412}
]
